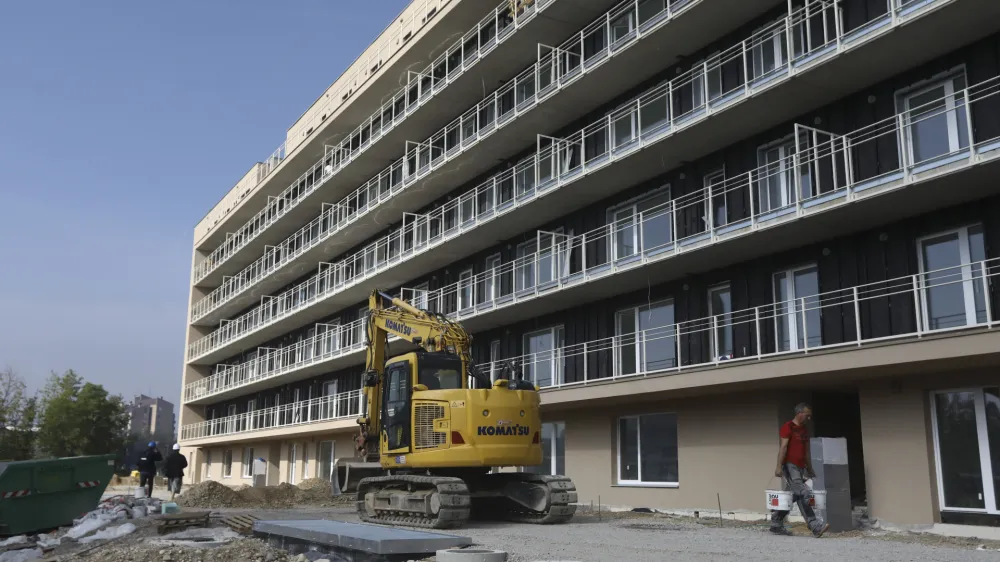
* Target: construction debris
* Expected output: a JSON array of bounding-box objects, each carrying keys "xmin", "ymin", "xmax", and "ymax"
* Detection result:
[
  {"xmin": 220, "ymin": 514, "xmax": 259, "ymax": 535},
  {"xmin": 96, "ymin": 537, "xmax": 290, "ymax": 562}
]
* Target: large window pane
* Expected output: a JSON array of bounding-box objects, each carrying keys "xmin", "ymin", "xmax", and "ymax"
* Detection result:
[
  {"xmin": 639, "ymin": 193, "xmax": 672, "ymax": 250},
  {"xmin": 921, "ymin": 232, "xmax": 966, "ymax": 330},
  {"xmin": 985, "ymin": 388, "xmax": 1000, "ymax": 509},
  {"xmin": 616, "ymin": 310, "xmax": 638, "ymax": 375},
  {"xmin": 709, "ymin": 284, "xmax": 734, "ymax": 359},
  {"xmin": 639, "ymin": 302, "xmax": 676, "ymax": 370},
  {"xmin": 774, "ymin": 266, "xmax": 819, "ymax": 352},
  {"xmin": 639, "ymin": 413, "xmax": 679, "ymax": 483},
  {"xmin": 524, "ymin": 328, "xmax": 563, "ymax": 387},
  {"xmin": 934, "ymin": 392, "xmax": 985, "ymax": 509},
  {"xmin": 618, "ymin": 417, "xmax": 639, "ymax": 481},
  {"xmin": 618, "ymin": 413, "xmax": 678, "ymax": 484}
]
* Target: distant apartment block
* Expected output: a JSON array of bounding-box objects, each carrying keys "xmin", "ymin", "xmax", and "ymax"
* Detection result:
[
  {"xmin": 127, "ymin": 395, "xmax": 176, "ymax": 443},
  {"xmin": 180, "ymin": 0, "xmax": 1000, "ymax": 528}
]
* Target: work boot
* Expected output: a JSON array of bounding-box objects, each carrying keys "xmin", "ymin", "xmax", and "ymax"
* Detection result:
[{"xmin": 770, "ymin": 526, "xmax": 793, "ymax": 536}]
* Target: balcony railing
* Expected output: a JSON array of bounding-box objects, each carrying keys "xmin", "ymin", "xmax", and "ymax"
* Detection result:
[
  {"xmin": 180, "ymin": 389, "xmax": 363, "ymax": 441},
  {"xmin": 458, "ymin": 257, "xmax": 1000, "ymax": 390},
  {"xmin": 190, "ymin": 0, "xmax": 710, "ymax": 322},
  {"xmin": 193, "ymin": 0, "xmax": 550, "ymax": 285},
  {"xmin": 187, "ymin": 0, "xmax": 956, "ymax": 360},
  {"xmin": 404, "ymin": 74, "xmax": 1000, "ymax": 324}
]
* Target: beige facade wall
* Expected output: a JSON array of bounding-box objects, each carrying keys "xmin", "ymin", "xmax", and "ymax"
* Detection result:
[
  {"xmin": 187, "ymin": 430, "xmax": 357, "ymax": 487},
  {"xmin": 557, "ymin": 392, "xmax": 783, "ymax": 514}
]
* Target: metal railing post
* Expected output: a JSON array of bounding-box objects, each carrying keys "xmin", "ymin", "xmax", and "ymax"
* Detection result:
[
  {"xmin": 853, "ymin": 286, "xmax": 862, "ymax": 345},
  {"xmin": 912, "ymin": 275, "xmax": 923, "ymax": 335}
]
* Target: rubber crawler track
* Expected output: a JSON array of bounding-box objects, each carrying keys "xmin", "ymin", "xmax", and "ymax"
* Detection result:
[
  {"xmin": 496, "ymin": 473, "xmax": 578, "ymax": 524},
  {"xmin": 357, "ymin": 475, "xmax": 472, "ymax": 529}
]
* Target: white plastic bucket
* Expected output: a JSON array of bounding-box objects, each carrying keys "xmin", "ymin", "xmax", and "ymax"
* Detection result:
[
  {"xmin": 807, "ymin": 490, "xmax": 827, "ymax": 510},
  {"xmin": 766, "ymin": 489, "xmax": 793, "ymax": 511}
]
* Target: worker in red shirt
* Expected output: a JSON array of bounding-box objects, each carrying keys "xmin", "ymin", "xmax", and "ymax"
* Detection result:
[{"xmin": 770, "ymin": 403, "xmax": 829, "ymax": 537}]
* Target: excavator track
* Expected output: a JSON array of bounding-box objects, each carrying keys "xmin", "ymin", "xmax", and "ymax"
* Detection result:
[
  {"xmin": 357, "ymin": 475, "xmax": 471, "ymax": 529},
  {"xmin": 492, "ymin": 473, "xmax": 578, "ymax": 524}
]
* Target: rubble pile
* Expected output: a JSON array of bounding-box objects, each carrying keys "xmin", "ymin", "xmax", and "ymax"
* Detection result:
[
  {"xmin": 179, "ymin": 479, "xmax": 350, "ymax": 509},
  {"xmin": 295, "ymin": 478, "xmax": 354, "ymax": 506},
  {"xmin": 176, "ymin": 481, "xmax": 246, "ymax": 509}
]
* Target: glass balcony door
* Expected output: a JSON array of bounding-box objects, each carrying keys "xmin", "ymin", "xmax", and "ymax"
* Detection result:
[
  {"xmin": 932, "ymin": 388, "xmax": 1000, "ymax": 514},
  {"xmin": 917, "ymin": 225, "xmax": 987, "ymax": 331}
]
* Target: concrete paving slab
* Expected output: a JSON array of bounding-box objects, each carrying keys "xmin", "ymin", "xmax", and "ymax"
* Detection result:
[{"xmin": 253, "ymin": 520, "xmax": 472, "ymax": 555}]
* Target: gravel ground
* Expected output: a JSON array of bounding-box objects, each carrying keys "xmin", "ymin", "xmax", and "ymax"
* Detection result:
[{"xmin": 207, "ymin": 506, "xmax": 1000, "ymax": 562}]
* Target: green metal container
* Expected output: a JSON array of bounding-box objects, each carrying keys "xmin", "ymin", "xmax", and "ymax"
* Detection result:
[{"xmin": 0, "ymin": 454, "xmax": 115, "ymax": 536}]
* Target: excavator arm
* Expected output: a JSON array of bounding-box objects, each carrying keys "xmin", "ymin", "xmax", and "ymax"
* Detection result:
[{"xmin": 356, "ymin": 290, "xmax": 489, "ymax": 461}]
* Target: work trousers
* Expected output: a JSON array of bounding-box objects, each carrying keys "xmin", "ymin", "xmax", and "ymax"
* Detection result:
[{"xmin": 770, "ymin": 463, "xmax": 825, "ymax": 533}]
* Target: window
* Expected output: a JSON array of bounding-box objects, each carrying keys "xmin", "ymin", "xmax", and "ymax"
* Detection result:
[
  {"xmin": 418, "ymin": 354, "xmax": 464, "ymax": 390},
  {"xmin": 526, "ymin": 422, "xmax": 565, "ymax": 475},
  {"xmin": 318, "ymin": 441, "xmax": 335, "ymax": 482},
  {"xmin": 899, "ymin": 73, "xmax": 969, "ymax": 165},
  {"xmin": 205, "ymin": 451, "xmax": 212, "ymax": 479},
  {"xmin": 757, "ymin": 138, "xmax": 812, "ymax": 213},
  {"xmin": 931, "ymin": 388, "xmax": 1000, "ymax": 513},
  {"xmin": 484, "ymin": 254, "xmax": 501, "ymax": 302},
  {"xmin": 537, "ymin": 229, "xmax": 569, "ymax": 285},
  {"xmin": 704, "ymin": 169, "xmax": 728, "ymax": 228},
  {"xmin": 354, "ymin": 306, "xmax": 368, "ymax": 346},
  {"xmin": 523, "ymin": 326, "xmax": 565, "ymax": 387},
  {"xmin": 609, "ymin": 187, "xmax": 672, "ymax": 260},
  {"xmin": 917, "ymin": 224, "xmax": 987, "ymax": 330},
  {"xmin": 618, "ymin": 413, "xmax": 678, "ymax": 485},
  {"xmin": 490, "ymin": 339, "xmax": 502, "ymax": 382},
  {"xmin": 323, "ymin": 380, "xmax": 339, "ymax": 419},
  {"xmin": 458, "ymin": 268, "xmax": 474, "ymax": 310},
  {"xmin": 515, "ymin": 239, "xmax": 536, "ymax": 291},
  {"xmin": 223, "ymin": 450, "xmax": 233, "ymax": 478},
  {"xmin": 616, "ymin": 300, "xmax": 676, "ymax": 375},
  {"xmin": 302, "ymin": 443, "xmax": 309, "ymax": 480},
  {"xmin": 773, "ymin": 265, "xmax": 821, "ymax": 352},
  {"xmin": 612, "ymin": 105, "xmax": 636, "ymax": 149},
  {"xmin": 288, "ymin": 444, "xmax": 297, "ymax": 485},
  {"xmin": 709, "ymin": 284, "xmax": 734, "ymax": 360},
  {"xmin": 242, "ymin": 447, "xmax": 255, "ymax": 478},
  {"xmin": 750, "ymin": 19, "xmax": 787, "ymax": 80},
  {"xmin": 411, "ymin": 282, "xmax": 429, "ymax": 310},
  {"xmin": 609, "ymin": 7, "xmax": 635, "ymax": 45}
]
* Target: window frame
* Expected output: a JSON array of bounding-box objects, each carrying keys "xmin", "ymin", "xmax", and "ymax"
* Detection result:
[
  {"xmin": 915, "ymin": 223, "xmax": 987, "ymax": 331},
  {"xmin": 458, "ymin": 267, "xmax": 474, "ymax": 310},
  {"xmin": 484, "ymin": 253, "xmax": 502, "ymax": 302},
  {"xmin": 704, "ymin": 168, "xmax": 727, "ymax": 229},
  {"xmin": 616, "ymin": 412, "xmax": 679, "ymax": 487},
  {"xmin": 614, "ymin": 299, "xmax": 676, "ymax": 376},
  {"xmin": 708, "ymin": 282, "xmax": 734, "ymax": 360},
  {"xmin": 490, "ymin": 339, "xmax": 502, "ymax": 382},
  {"xmin": 895, "ymin": 67, "xmax": 969, "ymax": 167},
  {"xmin": 223, "ymin": 449, "xmax": 233, "ymax": 478},
  {"xmin": 242, "ymin": 447, "xmax": 255, "ymax": 479},
  {"xmin": 522, "ymin": 325, "xmax": 565, "ymax": 387},
  {"xmin": 411, "ymin": 281, "xmax": 430, "ymax": 311},
  {"xmin": 772, "ymin": 263, "xmax": 820, "ymax": 352},
  {"xmin": 607, "ymin": 185, "xmax": 672, "ymax": 261},
  {"xmin": 524, "ymin": 421, "xmax": 566, "ymax": 475}
]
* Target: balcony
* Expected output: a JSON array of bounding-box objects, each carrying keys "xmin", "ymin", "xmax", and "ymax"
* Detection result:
[
  {"xmin": 186, "ymin": 0, "xmax": 991, "ymax": 362},
  {"xmin": 189, "ymin": 0, "xmax": 783, "ymax": 320},
  {"xmin": 184, "ymin": 75, "xmax": 1000, "ymax": 401},
  {"xmin": 474, "ymin": 257, "xmax": 1000, "ymax": 397},
  {"xmin": 193, "ymin": 0, "xmax": 615, "ymax": 284},
  {"xmin": 180, "ymin": 389, "xmax": 363, "ymax": 443}
]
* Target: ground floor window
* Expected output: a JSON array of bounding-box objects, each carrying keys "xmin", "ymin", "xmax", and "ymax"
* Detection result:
[
  {"xmin": 318, "ymin": 441, "xmax": 335, "ymax": 482},
  {"xmin": 223, "ymin": 450, "xmax": 233, "ymax": 478},
  {"xmin": 242, "ymin": 447, "xmax": 254, "ymax": 478},
  {"xmin": 205, "ymin": 451, "xmax": 212, "ymax": 479},
  {"xmin": 618, "ymin": 413, "xmax": 678, "ymax": 485},
  {"xmin": 288, "ymin": 444, "xmax": 297, "ymax": 485},
  {"xmin": 932, "ymin": 387, "xmax": 1000, "ymax": 514},
  {"xmin": 525, "ymin": 422, "xmax": 565, "ymax": 476}
]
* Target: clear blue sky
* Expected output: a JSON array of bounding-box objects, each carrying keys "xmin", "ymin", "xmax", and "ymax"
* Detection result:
[{"xmin": 0, "ymin": 1, "xmax": 409, "ymax": 404}]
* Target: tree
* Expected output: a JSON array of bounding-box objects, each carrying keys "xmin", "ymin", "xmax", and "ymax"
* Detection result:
[
  {"xmin": 35, "ymin": 370, "xmax": 129, "ymax": 460},
  {"xmin": 0, "ymin": 367, "xmax": 36, "ymax": 461}
]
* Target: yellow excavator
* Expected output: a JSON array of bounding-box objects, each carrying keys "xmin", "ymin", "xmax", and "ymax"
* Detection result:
[{"xmin": 334, "ymin": 289, "xmax": 576, "ymax": 529}]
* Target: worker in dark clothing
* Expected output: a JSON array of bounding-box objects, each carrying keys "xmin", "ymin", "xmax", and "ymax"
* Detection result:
[
  {"xmin": 771, "ymin": 403, "xmax": 829, "ymax": 538},
  {"xmin": 164, "ymin": 444, "xmax": 188, "ymax": 501},
  {"xmin": 136, "ymin": 441, "xmax": 163, "ymax": 498}
]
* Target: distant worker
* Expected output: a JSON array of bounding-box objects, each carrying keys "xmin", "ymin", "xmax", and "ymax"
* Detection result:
[
  {"xmin": 164, "ymin": 444, "xmax": 189, "ymax": 501},
  {"xmin": 136, "ymin": 441, "xmax": 163, "ymax": 498},
  {"xmin": 771, "ymin": 403, "xmax": 829, "ymax": 538}
]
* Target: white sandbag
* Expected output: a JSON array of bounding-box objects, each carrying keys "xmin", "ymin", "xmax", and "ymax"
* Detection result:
[
  {"xmin": 34, "ymin": 533, "xmax": 60, "ymax": 549},
  {"xmin": 78, "ymin": 523, "xmax": 137, "ymax": 544}
]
